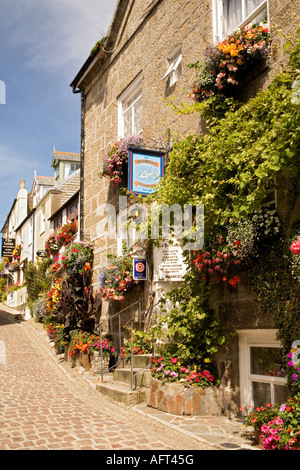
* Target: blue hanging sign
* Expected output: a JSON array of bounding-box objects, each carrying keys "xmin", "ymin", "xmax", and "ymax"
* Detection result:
[
  {"xmin": 128, "ymin": 147, "xmax": 165, "ymax": 196},
  {"xmin": 133, "ymin": 257, "xmax": 147, "ymax": 281}
]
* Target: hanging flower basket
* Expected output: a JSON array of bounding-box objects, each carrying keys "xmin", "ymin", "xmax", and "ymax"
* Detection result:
[
  {"xmin": 100, "ymin": 134, "xmax": 143, "ymax": 187},
  {"xmin": 98, "ymin": 247, "xmax": 139, "ymax": 301},
  {"xmin": 11, "ymin": 244, "xmax": 22, "ymax": 261},
  {"xmin": 45, "ymin": 221, "xmax": 77, "ymax": 256}
]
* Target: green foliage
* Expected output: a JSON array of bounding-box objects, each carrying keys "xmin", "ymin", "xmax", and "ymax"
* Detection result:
[
  {"xmin": 24, "ymin": 258, "xmax": 52, "ymax": 305},
  {"xmin": 0, "ymin": 259, "xmax": 8, "ymax": 301},
  {"xmin": 0, "ymin": 277, "xmax": 6, "ymax": 302},
  {"xmin": 248, "ymin": 237, "xmax": 300, "ymax": 355},
  {"xmin": 121, "ymin": 329, "xmax": 153, "ymax": 358},
  {"xmin": 90, "ymin": 36, "xmax": 106, "ymax": 58},
  {"xmin": 151, "ymin": 266, "xmax": 227, "ymax": 367},
  {"xmin": 157, "ymin": 69, "xmax": 300, "ymax": 236},
  {"xmin": 147, "ymin": 35, "xmax": 300, "ymax": 374}
]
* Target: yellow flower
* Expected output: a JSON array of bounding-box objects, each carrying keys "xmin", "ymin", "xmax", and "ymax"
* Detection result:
[{"xmin": 204, "ymin": 358, "xmax": 211, "ymax": 363}]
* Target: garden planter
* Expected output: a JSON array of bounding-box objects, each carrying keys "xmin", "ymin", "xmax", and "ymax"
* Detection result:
[
  {"xmin": 79, "ymin": 351, "xmax": 91, "ymax": 371},
  {"xmin": 90, "ymin": 351, "xmax": 110, "ymax": 374},
  {"xmin": 148, "ymin": 379, "xmax": 222, "ymax": 416}
]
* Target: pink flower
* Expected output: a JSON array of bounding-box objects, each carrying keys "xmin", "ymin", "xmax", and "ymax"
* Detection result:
[{"xmin": 290, "ymin": 237, "xmax": 300, "ymax": 255}]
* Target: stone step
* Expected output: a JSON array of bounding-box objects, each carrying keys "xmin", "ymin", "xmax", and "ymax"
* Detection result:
[
  {"xmin": 113, "ymin": 367, "xmax": 153, "ymax": 388},
  {"xmin": 123, "ymin": 353, "xmax": 157, "ymax": 369},
  {"xmin": 95, "ymin": 381, "xmax": 150, "ymax": 406}
]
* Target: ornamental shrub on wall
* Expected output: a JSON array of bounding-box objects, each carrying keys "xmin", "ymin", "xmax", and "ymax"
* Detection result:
[{"xmin": 146, "ymin": 30, "xmax": 300, "ymax": 382}]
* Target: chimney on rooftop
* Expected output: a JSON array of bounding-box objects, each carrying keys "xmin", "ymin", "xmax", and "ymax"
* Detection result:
[{"xmin": 20, "ymin": 179, "xmax": 25, "ymax": 189}]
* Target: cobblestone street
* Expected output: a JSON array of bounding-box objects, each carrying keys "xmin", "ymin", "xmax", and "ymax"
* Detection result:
[{"xmin": 0, "ymin": 307, "xmax": 216, "ymax": 451}]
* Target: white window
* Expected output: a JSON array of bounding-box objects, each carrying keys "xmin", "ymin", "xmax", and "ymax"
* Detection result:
[
  {"xmin": 118, "ymin": 75, "xmax": 142, "ymax": 138},
  {"xmin": 164, "ymin": 52, "xmax": 182, "ymax": 87},
  {"xmin": 64, "ymin": 163, "xmax": 80, "ymax": 179},
  {"xmin": 40, "ymin": 205, "xmax": 46, "ymax": 234},
  {"xmin": 213, "ymin": 0, "xmax": 268, "ymax": 42},
  {"xmin": 238, "ymin": 330, "xmax": 289, "ymax": 409}
]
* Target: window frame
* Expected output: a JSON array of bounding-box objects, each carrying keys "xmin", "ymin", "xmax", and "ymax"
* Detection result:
[
  {"xmin": 238, "ymin": 329, "xmax": 287, "ymax": 409},
  {"xmin": 118, "ymin": 75, "xmax": 143, "ymax": 139},
  {"xmin": 53, "ymin": 214, "xmax": 63, "ymax": 231},
  {"xmin": 164, "ymin": 52, "xmax": 182, "ymax": 87},
  {"xmin": 66, "ymin": 197, "xmax": 79, "ymax": 230},
  {"xmin": 40, "ymin": 204, "xmax": 46, "ymax": 235},
  {"xmin": 212, "ymin": 0, "xmax": 269, "ymax": 43}
]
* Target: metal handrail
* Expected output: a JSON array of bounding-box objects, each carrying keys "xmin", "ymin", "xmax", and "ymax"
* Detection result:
[{"xmin": 98, "ymin": 291, "xmax": 159, "ymax": 389}]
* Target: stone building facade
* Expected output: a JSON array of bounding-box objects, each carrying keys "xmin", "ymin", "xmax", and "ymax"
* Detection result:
[{"xmin": 71, "ymin": 0, "xmax": 300, "ymax": 415}]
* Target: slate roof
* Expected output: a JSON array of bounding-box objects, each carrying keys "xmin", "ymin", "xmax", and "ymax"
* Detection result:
[
  {"xmin": 51, "ymin": 150, "xmax": 80, "ymax": 167},
  {"xmin": 34, "ymin": 176, "xmax": 54, "ymax": 186},
  {"xmin": 49, "ymin": 169, "xmax": 80, "ymax": 220}
]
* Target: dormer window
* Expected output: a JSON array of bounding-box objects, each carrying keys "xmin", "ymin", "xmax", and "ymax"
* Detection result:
[
  {"xmin": 64, "ymin": 163, "xmax": 80, "ymax": 179},
  {"xmin": 164, "ymin": 51, "xmax": 182, "ymax": 87}
]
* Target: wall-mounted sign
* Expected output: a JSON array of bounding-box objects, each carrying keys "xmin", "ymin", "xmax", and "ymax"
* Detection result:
[
  {"xmin": 153, "ymin": 242, "xmax": 187, "ymax": 283},
  {"xmin": 36, "ymin": 250, "xmax": 47, "ymax": 258},
  {"xmin": 1, "ymin": 238, "xmax": 15, "ymax": 259},
  {"xmin": 128, "ymin": 147, "xmax": 165, "ymax": 196},
  {"xmin": 133, "ymin": 257, "xmax": 147, "ymax": 281}
]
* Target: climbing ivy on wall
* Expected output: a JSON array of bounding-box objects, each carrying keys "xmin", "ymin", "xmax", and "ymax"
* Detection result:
[{"xmin": 149, "ymin": 30, "xmax": 300, "ymax": 364}]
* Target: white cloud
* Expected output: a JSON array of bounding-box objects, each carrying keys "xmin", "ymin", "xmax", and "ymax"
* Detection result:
[
  {"xmin": 3, "ymin": 0, "xmax": 118, "ymax": 76},
  {"xmin": 0, "ymin": 143, "xmax": 38, "ymax": 179}
]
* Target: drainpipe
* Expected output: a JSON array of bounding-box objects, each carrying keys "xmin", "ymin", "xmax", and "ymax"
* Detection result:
[
  {"xmin": 32, "ymin": 209, "xmax": 35, "ymax": 262},
  {"xmin": 72, "ymin": 86, "xmax": 85, "ymax": 241}
]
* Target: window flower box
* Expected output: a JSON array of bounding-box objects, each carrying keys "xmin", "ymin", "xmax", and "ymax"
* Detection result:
[{"xmin": 189, "ymin": 24, "xmax": 271, "ymax": 102}]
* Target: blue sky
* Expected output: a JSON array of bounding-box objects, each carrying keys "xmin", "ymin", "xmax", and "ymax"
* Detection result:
[{"xmin": 0, "ymin": 0, "xmax": 117, "ymax": 233}]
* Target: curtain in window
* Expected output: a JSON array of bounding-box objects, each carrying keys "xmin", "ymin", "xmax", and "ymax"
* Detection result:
[
  {"xmin": 223, "ymin": 0, "xmax": 266, "ymax": 36},
  {"xmin": 245, "ymin": 0, "xmax": 265, "ymax": 18},
  {"xmin": 223, "ymin": 0, "xmax": 242, "ymax": 36},
  {"xmin": 133, "ymin": 96, "xmax": 142, "ymax": 134}
]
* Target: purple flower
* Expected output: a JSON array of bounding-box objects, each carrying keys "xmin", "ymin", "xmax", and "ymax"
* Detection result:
[
  {"xmin": 292, "ymin": 374, "xmax": 298, "ymax": 381},
  {"xmin": 288, "ymin": 360, "xmax": 295, "ymax": 367}
]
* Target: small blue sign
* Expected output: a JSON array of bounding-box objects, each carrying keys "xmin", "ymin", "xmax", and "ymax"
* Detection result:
[
  {"xmin": 128, "ymin": 147, "xmax": 165, "ymax": 196},
  {"xmin": 133, "ymin": 258, "xmax": 147, "ymax": 281}
]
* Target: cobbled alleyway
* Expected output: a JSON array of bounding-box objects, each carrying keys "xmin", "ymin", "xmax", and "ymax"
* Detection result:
[{"xmin": 0, "ymin": 307, "xmax": 215, "ymax": 451}]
